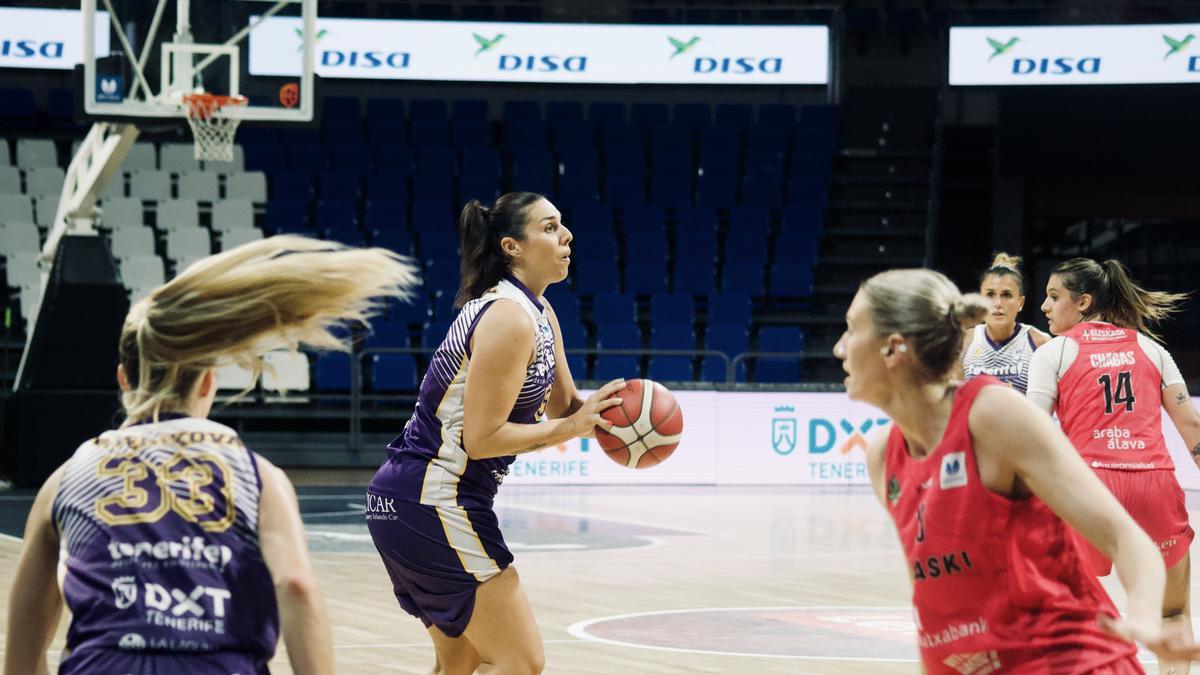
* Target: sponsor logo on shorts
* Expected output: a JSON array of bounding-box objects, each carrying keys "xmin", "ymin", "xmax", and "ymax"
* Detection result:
[
  {"xmin": 365, "ymin": 492, "xmax": 399, "ymax": 520},
  {"xmin": 942, "ymin": 649, "xmax": 1002, "ymax": 675}
]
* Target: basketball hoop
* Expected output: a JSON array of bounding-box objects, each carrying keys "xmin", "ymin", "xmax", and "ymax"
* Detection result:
[{"xmin": 182, "ymin": 93, "xmax": 248, "ymax": 162}]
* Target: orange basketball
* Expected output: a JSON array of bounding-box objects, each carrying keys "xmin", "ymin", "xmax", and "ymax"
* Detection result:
[{"xmin": 594, "ymin": 379, "xmax": 683, "ymax": 469}]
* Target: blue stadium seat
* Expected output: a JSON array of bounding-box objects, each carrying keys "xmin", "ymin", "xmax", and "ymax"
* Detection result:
[
  {"xmin": 47, "ymin": 88, "xmax": 79, "ymax": 130},
  {"xmin": 375, "ymin": 146, "xmax": 414, "ymax": 175},
  {"xmin": 564, "ymin": 353, "xmax": 590, "ymax": 380},
  {"xmin": 605, "ymin": 151, "xmax": 645, "ymax": 181},
  {"xmin": 705, "ymin": 324, "xmax": 748, "ymax": 357},
  {"xmin": 324, "ymin": 224, "xmax": 367, "ymax": 246},
  {"xmin": 412, "ymin": 174, "xmax": 454, "ymax": 204},
  {"xmin": 367, "ymin": 121, "xmax": 408, "ymax": 145},
  {"xmin": 432, "ymin": 291, "xmax": 457, "ymax": 322},
  {"xmin": 708, "ymin": 293, "xmax": 751, "ymax": 328},
  {"xmin": 650, "ymin": 176, "xmax": 692, "ymax": 210},
  {"xmin": 422, "ymin": 320, "xmax": 452, "ymax": 347},
  {"xmin": 774, "ymin": 230, "xmax": 820, "ymax": 266},
  {"xmin": 372, "ymin": 227, "xmax": 414, "ymax": 254},
  {"xmin": 595, "ymin": 323, "xmax": 641, "ymax": 350},
  {"xmin": 412, "ymin": 201, "xmax": 454, "ymax": 231},
  {"xmin": 697, "ymin": 150, "xmax": 739, "ymax": 178},
  {"xmin": 695, "ymin": 174, "xmax": 737, "ymax": 209},
  {"xmin": 790, "ymin": 153, "xmax": 833, "ymax": 179},
  {"xmin": 314, "ymin": 352, "xmax": 353, "ymax": 391},
  {"xmin": 780, "ymin": 205, "xmax": 824, "ymax": 232},
  {"xmin": 729, "ymin": 205, "xmax": 771, "ymax": 234},
  {"xmin": 675, "ymin": 205, "xmax": 718, "ymax": 234},
  {"xmin": 601, "ymin": 124, "xmax": 643, "ymax": 153},
  {"xmin": 245, "ymin": 145, "xmax": 288, "ymax": 173},
  {"xmin": 331, "ymin": 145, "xmax": 371, "ymax": 171},
  {"xmin": 594, "ymin": 354, "xmax": 641, "ymax": 380},
  {"xmin": 650, "ymin": 294, "xmax": 694, "ymax": 326},
  {"xmin": 723, "ymin": 236, "xmax": 768, "ymax": 268},
  {"xmin": 745, "ymin": 149, "xmax": 786, "ymax": 178},
  {"xmin": 366, "ymin": 98, "xmax": 405, "ymax": 122},
  {"xmin": 365, "ymin": 174, "xmax": 409, "ymax": 203},
  {"xmin": 651, "ymin": 151, "xmax": 692, "ymax": 179},
  {"xmin": 573, "ymin": 260, "xmax": 618, "ymax": 294},
  {"xmin": 770, "ymin": 262, "xmax": 814, "ymax": 296},
  {"xmin": 755, "ymin": 358, "xmax": 802, "ymax": 383},
  {"xmin": 672, "ymin": 262, "xmax": 716, "ymax": 295},
  {"xmin": 290, "ymin": 144, "xmax": 329, "ymax": 172},
  {"xmin": 461, "ymin": 148, "xmax": 501, "ymax": 177},
  {"xmin": 631, "ymin": 103, "xmax": 669, "ymax": 127},
  {"xmin": 269, "ymin": 172, "xmax": 315, "ymax": 199},
  {"xmin": 365, "ymin": 320, "xmax": 413, "ymax": 350},
  {"xmin": 410, "ymin": 120, "xmax": 451, "ymax": 148},
  {"xmin": 757, "ymin": 326, "xmax": 804, "ymax": 353},
  {"xmin": 553, "ymin": 123, "xmax": 594, "ymax": 151},
  {"xmin": 801, "ymin": 104, "xmax": 840, "ymax": 128},
  {"xmin": 747, "ymin": 128, "xmax": 789, "ymax": 155},
  {"xmin": 419, "ymin": 231, "xmax": 459, "ymax": 259},
  {"xmin": 700, "ymin": 355, "xmax": 729, "ymax": 382},
  {"xmin": 604, "ymin": 176, "xmax": 645, "ymax": 208},
  {"xmin": 504, "ymin": 123, "xmax": 549, "ymax": 151},
  {"xmin": 266, "ymin": 199, "xmax": 310, "ymax": 234},
  {"xmin": 324, "ymin": 120, "xmax": 364, "ymax": 145},
  {"xmin": 315, "ymin": 199, "xmax": 357, "ymax": 231},
  {"xmin": 452, "ymin": 121, "xmax": 492, "ymax": 148},
  {"xmin": 240, "ymin": 128, "xmax": 278, "ymax": 145},
  {"xmin": 502, "ymin": 100, "xmax": 540, "ymax": 124},
  {"xmin": 452, "ymin": 99, "xmax": 488, "ymax": 121},
  {"xmin": 714, "ymin": 103, "xmax": 754, "ymax": 127},
  {"xmin": 591, "ymin": 292, "xmax": 637, "ymax": 324},
  {"xmin": 512, "ymin": 153, "xmax": 555, "ymax": 196},
  {"xmin": 699, "ymin": 127, "xmax": 740, "ymax": 157},
  {"xmin": 542, "ymin": 286, "xmax": 580, "ymax": 324},
  {"xmin": 625, "ymin": 231, "xmax": 668, "ymax": 263},
  {"xmin": 572, "ymin": 232, "xmax": 616, "ymax": 264},
  {"xmin": 649, "ymin": 126, "xmax": 690, "ymax": 153},
  {"xmin": 650, "ymin": 323, "xmax": 694, "ymax": 350},
  {"xmin": 424, "ymin": 257, "xmax": 460, "ymax": 295},
  {"xmin": 622, "ymin": 204, "xmax": 666, "ymax": 232},
  {"xmin": 320, "ymin": 172, "xmax": 362, "ymax": 199},
  {"xmin": 279, "ymin": 129, "xmax": 322, "ymax": 145},
  {"xmin": 721, "ymin": 262, "xmax": 765, "ymax": 295},
  {"xmin": 794, "ymin": 128, "xmax": 837, "ymax": 155},
  {"xmin": 546, "ymin": 101, "xmax": 584, "ymax": 123},
  {"xmin": 624, "ymin": 261, "xmax": 668, "ymax": 295},
  {"xmin": 558, "ymin": 171, "xmax": 600, "ymax": 203},
  {"xmin": 647, "ymin": 356, "xmax": 693, "ymax": 382},
  {"xmin": 786, "ymin": 178, "xmax": 829, "ymax": 208},
  {"xmin": 673, "ymin": 103, "xmax": 711, "ymax": 130},
  {"xmin": 410, "ymin": 99, "xmax": 448, "ymax": 121},
  {"xmin": 323, "ymin": 96, "xmax": 361, "ymax": 121},
  {"xmin": 418, "ymin": 148, "xmax": 457, "ymax": 175},
  {"xmin": 741, "ymin": 176, "xmax": 783, "ymax": 207},
  {"xmin": 589, "ymin": 102, "xmax": 626, "ymax": 125},
  {"xmin": 758, "ymin": 104, "xmax": 797, "ymax": 128},
  {"xmin": 556, "ymin": 318, "xmax": 588, "ymax": 348},
  {"xmin": 372, "ymin": 354, "xmax": 419, "ymax": 392},
  {"xmin": 459, "ymin": 175, "xmax": 500, "ymax": 203}
]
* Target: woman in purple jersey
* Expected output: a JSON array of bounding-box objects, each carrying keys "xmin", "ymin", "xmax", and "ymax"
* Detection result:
[
  {"xmin": 5, "ymin": 236, "xmax": 417, "ymax": 674},
  {"xmin": 367, "ymin": 192, "xmax": 623, "ymax": 674}
]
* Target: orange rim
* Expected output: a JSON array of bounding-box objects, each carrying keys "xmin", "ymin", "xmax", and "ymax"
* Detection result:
[{"xmin": 182, "ymin": 93, "xmax": 248, "ymax": 119}]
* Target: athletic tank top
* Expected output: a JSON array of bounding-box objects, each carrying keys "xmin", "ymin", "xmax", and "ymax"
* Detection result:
[
  {"xmin": 960, "ymin": 323, "xmax": 1037, "ymax": 393},
  {"xmin": 1058, "ymin": 322, "xmax": 1172, "ymax": 471},
  {"xmin": 885, "ymin": 376, "xmax": 1136, "ymax": 673},
  {"xmin": 52, "ymin": 415, "xmax": 278, "ymax": 669},
  {"xmin": 369, "ymin": 275, "xmax": 556, "ymax": 508}
]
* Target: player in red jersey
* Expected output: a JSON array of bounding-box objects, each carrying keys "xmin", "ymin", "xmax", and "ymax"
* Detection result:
[
  {"xmin": 1028, "ymin": 257, "xmax": 1200, "ymax": 675},
  {"xmin": 835, "ymin": 268, "xmax": 1200, "ymax": 673}
]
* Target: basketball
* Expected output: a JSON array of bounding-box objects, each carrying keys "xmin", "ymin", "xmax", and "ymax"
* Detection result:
[{"xmin": 594, "ymin": 379, "xmax": 683, "ymax": 469}]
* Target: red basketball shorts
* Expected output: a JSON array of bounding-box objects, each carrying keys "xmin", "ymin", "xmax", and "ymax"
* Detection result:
[{"xmin": 1073, "ymin": 468, "xmax": 1193, "ymax": 576}]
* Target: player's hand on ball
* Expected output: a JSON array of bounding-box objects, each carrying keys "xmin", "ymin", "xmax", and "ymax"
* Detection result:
[{"xmin": 569, "ymin": 378, "xmax": 625, "ymax": 437}]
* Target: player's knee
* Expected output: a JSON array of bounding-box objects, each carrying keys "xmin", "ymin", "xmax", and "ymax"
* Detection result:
[{"xmin": 501, "ymin": 645, "xmax": 544, "ymax": 675}]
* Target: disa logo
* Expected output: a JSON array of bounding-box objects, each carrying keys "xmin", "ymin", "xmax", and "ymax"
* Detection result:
[
  {"xmin": 985, "ymin": 35, "xmax": 1100, "ymax": 76},
  {"xmin": 301, "ymin": 26, "xmax": 411, "ymax": 69},
  {"xmin": 668, "ymin": 35, "xmax": 782, "ymax": 75},
  {"xmin": 0, "ymin": 39, "xmax": 65, "ymax": 59},
  {"xmin": 1162, "ymin": 33, "xmax": 1200, "ymax": 72},
  {"xmin": 477, "ymin": 33, "xmax": 586, "ymax": 73}
]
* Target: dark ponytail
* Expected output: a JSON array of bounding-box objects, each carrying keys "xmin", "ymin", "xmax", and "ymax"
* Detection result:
[
  {"xmin": 455, "ymin": 191, "xmax": 545, "ymax": 308},
  {"xmin": 1052, "ymin": 257, "xmax": 1188, "ymax": 342}
]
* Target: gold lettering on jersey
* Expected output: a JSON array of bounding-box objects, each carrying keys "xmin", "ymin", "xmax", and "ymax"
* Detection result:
[{"xmin": 94, "ymin": 446, "xmax": 236, "ymax": 532}]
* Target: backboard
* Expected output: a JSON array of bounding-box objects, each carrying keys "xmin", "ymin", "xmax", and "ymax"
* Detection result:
[{"xmin": 80, "ymin": 0, "xmax": 316, "ymax": 124}]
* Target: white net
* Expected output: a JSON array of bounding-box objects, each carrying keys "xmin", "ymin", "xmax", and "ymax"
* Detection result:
[{"xmin": 183, "ymin": 94, "xmax": 247, "ymax": 163}]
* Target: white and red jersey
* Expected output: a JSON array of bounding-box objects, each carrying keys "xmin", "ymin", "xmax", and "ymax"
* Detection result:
[
  {"xmin": 886, "ymin": 376, "xmax": 1137, "ymax": 673},
  {"xmin": 1029, "ymin": 322, "xmax": 1180, "ymax": 471}
]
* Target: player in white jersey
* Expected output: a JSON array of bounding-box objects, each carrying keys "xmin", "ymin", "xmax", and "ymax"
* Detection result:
[
  {"xmin": 958, "ymin": 252, "xmax": 1049, "ymax": 393},
  {"xmin": 5, "ymin": 236, "xmax": 417, "ymax": 675}
]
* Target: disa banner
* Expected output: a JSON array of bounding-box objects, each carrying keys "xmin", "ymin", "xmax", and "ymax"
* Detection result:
[
  {"xmin": 0, "ymin": 7, "xmax": 110, "ymax": 70},
  {"xmin": 950, "ymin": 24, "xmax": 1200, "ymax": 85},
  {"xmin": 248, "ymin": 17, "xmax": 828, "ymax": 84}
]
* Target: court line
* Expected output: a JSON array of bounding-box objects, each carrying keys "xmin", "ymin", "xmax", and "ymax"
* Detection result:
[
  {"xmin": 0, "ymin": 533, "xmax": 23, "ymax": 543},
  {"xmin": 494, "ymin": 502, "xmax": 715, "ymax": 536}
]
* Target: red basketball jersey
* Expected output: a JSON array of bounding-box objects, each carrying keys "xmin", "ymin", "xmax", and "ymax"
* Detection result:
[
  {"xmin": 1058, "ymin": 322, "xmax": 1172, "ymax": 471},
  {"xmin": 886, "ymin": 376, "xmax": 1138, "ymax": 673}
]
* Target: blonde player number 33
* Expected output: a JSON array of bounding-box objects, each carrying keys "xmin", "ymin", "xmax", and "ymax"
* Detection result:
[{"xmin": 94, "ymin": 451, "xmax": 236, "ymax": 532}]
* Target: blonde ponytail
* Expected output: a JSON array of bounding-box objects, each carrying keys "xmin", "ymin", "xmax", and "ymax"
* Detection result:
[{"xmin": 119, "ymin": 235, "xmax": 419, "ymax": 424}]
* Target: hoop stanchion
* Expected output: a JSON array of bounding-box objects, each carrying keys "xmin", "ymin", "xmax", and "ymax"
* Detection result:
[{"xmin": 182, "ymin": 93, "xmax": 248, "ymax": 162}]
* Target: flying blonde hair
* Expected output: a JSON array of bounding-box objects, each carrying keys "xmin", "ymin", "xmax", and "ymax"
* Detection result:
[{"xmin": 119, "ymin": 235, "xmax": 418, "ymax": 425}]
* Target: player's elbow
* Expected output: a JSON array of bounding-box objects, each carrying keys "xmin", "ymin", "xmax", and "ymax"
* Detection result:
[{"xmin": 274, "ymin": 570, "xmax": 321, "ymax": 606}]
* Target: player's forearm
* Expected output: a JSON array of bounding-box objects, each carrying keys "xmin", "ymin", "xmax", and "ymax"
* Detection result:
[
  {"xmin": 4, "ymin": 584, "xmax": 58, "ymax": 675},
  {"xmin": 276, "ymin": 574, "xmax": 335, "ymax": 675},
  {"xmin": 465, "ymin": 416, "xmax": 581, "ymax": 459},
  {"xmin": 1111, "ymin": 526, "xmax": 1167, "ymax": 628}
]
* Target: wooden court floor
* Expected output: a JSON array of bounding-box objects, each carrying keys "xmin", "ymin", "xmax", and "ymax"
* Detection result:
[{"xmin": 0, "ymin": 483, "xmax": 1193, "ymax": 673}]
